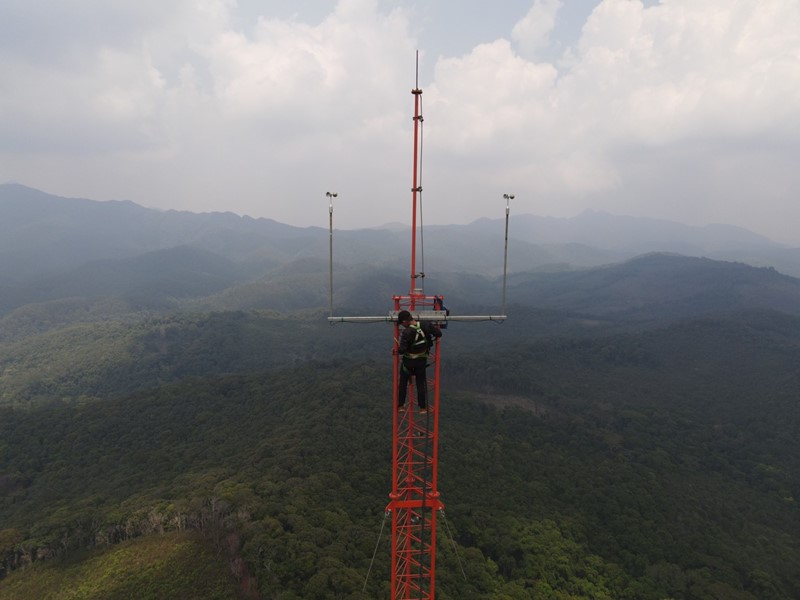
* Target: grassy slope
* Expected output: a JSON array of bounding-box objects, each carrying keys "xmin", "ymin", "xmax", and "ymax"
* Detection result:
[{"xmin": 0, "ymin": 532, "xmax": 241, "ymax": 600}]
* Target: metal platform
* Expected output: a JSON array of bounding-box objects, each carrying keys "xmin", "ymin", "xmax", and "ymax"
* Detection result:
[{"xmin": 327, "ymin": 312, "xmax": 506, "ymax": 323}]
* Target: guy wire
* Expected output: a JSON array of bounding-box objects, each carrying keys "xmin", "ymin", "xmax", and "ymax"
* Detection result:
[{"xmin": 363, "ymin": 511, "xmax": 389, "ymax": 592}]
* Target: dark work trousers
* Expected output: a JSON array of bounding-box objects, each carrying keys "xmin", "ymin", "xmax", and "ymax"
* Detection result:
[{"xmin": 398, "ymin": 356, "xmax": 429, "ymax": 409}]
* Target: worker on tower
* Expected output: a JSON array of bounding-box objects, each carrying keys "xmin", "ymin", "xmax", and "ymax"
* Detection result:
[{"xmin": 397, "ymin": 310, "xmax": 442, "ymax": 413}]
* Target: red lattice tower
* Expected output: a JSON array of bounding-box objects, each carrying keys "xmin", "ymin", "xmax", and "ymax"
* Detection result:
[
  {"xmin": 329, "ymin": 55, "xmax": 509, "ymax": 599},
  {"xmin": 388, "ymin": 295, "xmax": 444, "ymax": 598},
  {"xmin": 384, "ymin": 74, "xmax": 445, "ymax": 599}
]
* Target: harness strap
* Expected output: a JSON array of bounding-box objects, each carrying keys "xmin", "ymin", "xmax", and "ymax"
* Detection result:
[{"xmin": 406, "ymin": 324, "xmax": 429, "ymax": 358}]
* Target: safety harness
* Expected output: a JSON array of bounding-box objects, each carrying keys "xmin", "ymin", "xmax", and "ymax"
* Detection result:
[{"xmin": 404, "ymin": 323, "xmax": 430, "ymax": 359}]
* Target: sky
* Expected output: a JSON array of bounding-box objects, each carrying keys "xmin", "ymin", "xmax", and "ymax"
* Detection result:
[{"xmin": 2, "ymin": 0, "xmax": 800, "ymax": 243}]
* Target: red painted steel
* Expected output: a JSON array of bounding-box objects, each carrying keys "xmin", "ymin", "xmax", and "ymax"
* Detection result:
[
  {"xmin": 386, "ymin": 55, "xmax": 444, "ymax": 600},
  {"xmin": 386, "ymin": 62, "xmax": 445, "ymax": 600},
  {"xmin": 410, "ymin": 87, "xmax": 421, "ymax": 293},
  {"xmin": 388, "ymin": 293, "xmax": 444, "ymax": 600}
]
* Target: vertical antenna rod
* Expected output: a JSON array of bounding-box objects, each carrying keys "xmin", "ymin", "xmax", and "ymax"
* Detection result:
[
  {"xmin": 502, "ymin": 193, "xmax": 514, "ymax": 317},
  {"xmin": 410, "ymin": 51, "xmax": 422, "ymax": 297},
  {"xmin": 327, "ymin": 191, "xmax": 338, "ymax": 318}
]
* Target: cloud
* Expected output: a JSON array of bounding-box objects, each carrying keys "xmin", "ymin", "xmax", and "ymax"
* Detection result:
[
  {"xmin": 205, "ymin": 0, "xmax": 413, "ymax": 130},
  {"xmin": 558, "ymin": 0, "xmax": 800, "ymax": 238},
  {"xmin": 565, "ymin": 0, "xmax": 800, "ymax": 144},
  {"xmin": 0, "ymin": 0, "xmax": 419, "ymax": 225},
  {"xmin": 2, "ymin": 0, "xmax": 800, "ymax": 242},
  {"xmin": 512, "ymin": 0, "xmax": 563, "ymax": 59},
  {"xmin": 0, "ymin": 0, "xmax": 221, "ymax": 154},
  {"xmin": 421, "ymin": 0, "xmax": 800, "ymax": 238}
]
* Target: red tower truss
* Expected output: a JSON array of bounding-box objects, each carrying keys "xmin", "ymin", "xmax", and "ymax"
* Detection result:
[
  {"xmin": 328, "ymin": 56, "xmax": 509, "ymax": 600},
  {"xmin": 386, "ymin": 75, "xmax": 444, "ymax": 600},
  {"xmin": 388, "ymin": 293, "xmax": 445, "ymax": 599}
]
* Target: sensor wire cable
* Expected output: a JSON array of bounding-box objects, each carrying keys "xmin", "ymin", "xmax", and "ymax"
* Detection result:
[{"xmin": 363, "ymin": 511, "xmax": 389, "ymax": 592}]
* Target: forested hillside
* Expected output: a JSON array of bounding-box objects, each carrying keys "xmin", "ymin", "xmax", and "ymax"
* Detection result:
[
  {"xmin": 2, "ymin": 309, "xmax": 799, "ymax": 599},
  {"xmin": 1, "ymin": 187, "xmax": 799, "ymax": 599}
]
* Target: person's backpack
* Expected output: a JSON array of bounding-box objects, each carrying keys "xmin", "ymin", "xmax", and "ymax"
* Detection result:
[
  {"xmin": 409, "ymin": 324, "xmax": 430, "ymax": 354},
  {"xmin": 422, "ymin": 322, "xmax": 441, "ymax": 350}
]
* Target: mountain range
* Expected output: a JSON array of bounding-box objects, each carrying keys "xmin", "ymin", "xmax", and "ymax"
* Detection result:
[
  {"xmin": 1, "ymin": 183, "xmax": 800, "ymax": 599},
  {"xmin": 3, "ymin": 182, "xmax": 800, "ymax": 318}
]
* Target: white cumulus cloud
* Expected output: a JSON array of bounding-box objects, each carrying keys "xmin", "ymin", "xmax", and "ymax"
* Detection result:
[{"xmin": 2, "ymin": 0, "xmax": 800, "ymax": 242}]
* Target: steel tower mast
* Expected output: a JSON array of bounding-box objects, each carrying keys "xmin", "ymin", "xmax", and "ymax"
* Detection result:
[
  {"xmin": 328, "ymin": 55, "xmax": 509, "ymax": 599},
  {"xmin": 385, "ymin": 57, "xmax": 444, "ymax": 600}
]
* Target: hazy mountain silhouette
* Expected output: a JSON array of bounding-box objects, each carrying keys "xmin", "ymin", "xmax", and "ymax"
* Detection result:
[
  {"xmin": 5, "ymin": 183, "xmax": 800, "ymax": 321},
  {"xmin": 508, "ymin": 253, "xmax": 800, "ymax": 321},
  {"xmin": 0, "ymin": 183, "xmax": 319, "ymax": 283}
]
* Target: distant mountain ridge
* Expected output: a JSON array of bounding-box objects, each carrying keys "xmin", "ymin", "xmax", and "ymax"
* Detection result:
[
  {"xmin": 5, "ymin": 183, "xmax": 800, "ymax": 321},
  {"xmin": 447, "ymin": 210, "xmax": 800, "ymax": 275},
  {"xmin": 488, "ymin": 209, "xmax": 779, "ymax": 251},
  {"xmin": 0, "ymin": 183, "xmax": 319, "ymax": 283},
  {"xmin": 3, "ymin": 183, "xmax": 798, "ymax": 278},
  {"xmin": 509, "ymin": 253, "xmax": 800, "ymax": 321}
]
